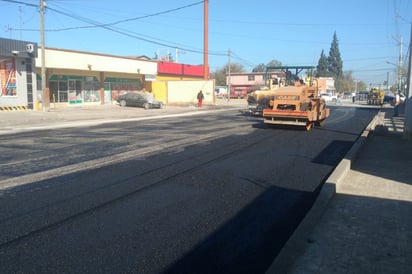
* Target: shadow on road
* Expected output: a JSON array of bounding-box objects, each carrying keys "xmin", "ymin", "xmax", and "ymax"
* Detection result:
[{"xmin": 164, "ymin": 184, "xmax": 323, "ymax": 274}]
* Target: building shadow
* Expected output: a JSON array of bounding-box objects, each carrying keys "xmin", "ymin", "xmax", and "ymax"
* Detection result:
[{"xmin": 164, "ymin": 183, "xmax": 323, "ymax": 274}]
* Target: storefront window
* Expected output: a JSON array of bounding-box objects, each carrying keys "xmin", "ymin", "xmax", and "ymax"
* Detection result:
[
  {"xmin": 49, "ymin": 80, "xmax": 69, "ymax": 103},
  {"xmin": 84, "ymin": 78, "xmax": 100, "ymax": 103},
  {"xmin": 68, "ymin": 79, "xmax": 82, "ymax": 104},
  {"xmin": 59, "ymin": 80, "xmax": 68, "ymax": 102},
  {"xmin": 105, "ymin": 78, "xmax": 142, "ymax": 100},
  {"xmin": 0, "ymin": 58, "xmax": 17, "ymax": 96}
]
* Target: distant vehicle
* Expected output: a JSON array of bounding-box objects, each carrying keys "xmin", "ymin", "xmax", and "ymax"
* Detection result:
[
  {"xmin": 215, "ymin": 86, "xmax": 228, "ymax": 98},
  {"xmin": 383, "ymin": 92, "xmax": 406, "ymax": 105},
  {"xmin": 231, "ymin": 89, "xmax": 248, "ymax": 99},
  {"xmin": 320, "ymin": 93, "xmax": 337, "ymax": 102},
  {"xmin": 116, "ymin": 92, "xmax": 163, "ymax": 109}
]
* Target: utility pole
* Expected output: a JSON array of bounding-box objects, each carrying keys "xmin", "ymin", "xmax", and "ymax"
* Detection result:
[
  {"xmin": 387, "ymin": 72, "xmax": 389, "ymax": 90},
  {"xmin": 175, "ymin": 48, "xmax": 178, "ymax": 63},
  {"xmin": 398, "ymin": 36, "xmax": 403, "ymax": 92},
  {"xmin": 203, "ymin": 0, "xmax": 208, "ymax": 80},
  {"xmin": 19, "ymin": 6, "xmax": 22, "ymax": 39},
  {"xmin": 227, "ymin": 48, "xmax": 231, "ymax": 101},
  {"xmin": 40, "ymin": 0, "xmax": 47, "ymax": 111}
]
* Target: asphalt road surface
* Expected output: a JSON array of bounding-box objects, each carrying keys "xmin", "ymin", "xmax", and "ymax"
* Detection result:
[{"xmin": 0, "ymin": 105, "xmax": 377, "ymax": 273}]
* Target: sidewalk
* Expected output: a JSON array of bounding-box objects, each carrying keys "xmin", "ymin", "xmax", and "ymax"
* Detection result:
[
  {"xmin": 0, "ymin": 99, "xmax": 247, "ymax": 135},
  {"xmin": 267, "ymin": 108, "xmax": 412, "ymax": 274}
]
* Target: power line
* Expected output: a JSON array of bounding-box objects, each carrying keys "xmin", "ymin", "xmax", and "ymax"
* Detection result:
[
  {"xmin": 46, "ymin": 1, "xmax": 204, "ymax": 32},
  {"xmin": 230, "ymin": 51, "xmax": 257, "ymax": 68},
  {"xmin": 49, "ymin": 5, "xmax": 226, "ymax": 57},
  {"xmin": 3, "ymin": 0, "xmax": 227, "ymax": 57},
  {"xmin": 0, "ymin": 0, "xmax": 37, "ymax": 7}
]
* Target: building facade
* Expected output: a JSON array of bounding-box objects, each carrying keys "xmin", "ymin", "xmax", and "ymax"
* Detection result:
[
  {"xmin": 226, "ymin": 72, "xmax": 284, "ymax": 98},
  {"xmin": 0, "ymin": 37, "xmax": 38, "ymax": 109},
  {"xmin": 316, "ymin": 77, "xmax": 336, "ymax": 94},
  {"xmin": 2, "ymin": 38, "xmax": 213, "ymax": 109},
  {"xmin": 35, "ymin": 47, "xmax": 158, "ymax": 107}
]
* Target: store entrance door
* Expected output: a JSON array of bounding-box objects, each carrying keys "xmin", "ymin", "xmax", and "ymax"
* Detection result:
[
  {"xmin": 104, "ymin": 82, "xmax": 112, "ymax": 104},
  {"xmin": 68, "ymin": 79, "xmax": 82, "ymax": 104}
]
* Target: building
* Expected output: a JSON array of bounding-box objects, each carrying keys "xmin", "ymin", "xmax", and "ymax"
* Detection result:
[
  {"xmin": 226, "ymin": 71, "xmax": 285, "ymax": 98},
  {"xmin": 35, "ymin": 47, "xmax": 158, "ymax": 107},
  {"xmin": 0, "ymin": 37, "xmax": 38, "ymax": 110},
  {"xmin": 1, "ymin": 37, "xmax": 215, "ymax": 110},
  {"xmin": 316, "ymin": 77, "xmax": 336, "ymax": 94}
]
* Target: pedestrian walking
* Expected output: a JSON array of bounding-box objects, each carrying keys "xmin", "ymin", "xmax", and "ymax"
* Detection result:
[
  {"xmin": 393, "ymin": 91, "xmax": 401, "ymax": 117},
  {"xmin": 197, "ymin": 90, "xmax": 204, "ymax": 107},
  {"xmin": 336, "ymin": 93, "xmax": 342, "ymax": 105},
  {"xmin": 352, "ymin": 91, "xmax": 356, "ymax": 103}
]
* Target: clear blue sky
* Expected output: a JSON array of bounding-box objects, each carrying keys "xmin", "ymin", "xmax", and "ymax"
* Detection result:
[{"xmin": 1, "ymin": 0, "xmax": 411, "ymax": 86}]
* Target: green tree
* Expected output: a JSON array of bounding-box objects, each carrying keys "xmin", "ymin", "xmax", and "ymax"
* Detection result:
[
  {"xmin": 266, "ymin": 59, "xmax": 282, "ymax": 67},
  {"xmin": 327, "ymin": 32, "xmax": 343, "ymax": 78},
  {"xmin": 252, "ymin": 63, "xmax": 266, "ymax": 72},
  {"xmin": 357, "ymin": 81, "xmax": 367, "ymax": 91},
  {"xmin": 316, "ymin": 49, "xmax": 328, "ymax": 77},
  {"xmin": 252, "ymin": 60, "xmax": 282, "ymax": 72},
  {"xmin": 338, "ymin": 71, "xmax": 355, "ymax": 91},
  {"xmin": 211, "ymin": 68, "xmax": 226, "ymax": 86},
  {"xmin": 226, "ymin": 62, "xmax": 245, "ymax": 73}
]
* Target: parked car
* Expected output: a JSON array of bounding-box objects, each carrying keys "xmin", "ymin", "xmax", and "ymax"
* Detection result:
[
  {"xmin": 383, "ymin": 92, "xmax": 406, "ymax": 105},
  {"xmin": 320, "ymin": 93, "xmax": 337, "ymax": 102},
  {"xmin": 116, "ymin": 92, "xmax": 163, "ymax": 109}
]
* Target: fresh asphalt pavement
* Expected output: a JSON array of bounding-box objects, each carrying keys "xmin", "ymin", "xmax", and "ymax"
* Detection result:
[
  {"xmin": 267, "ymin": 106, "xmax": 412, "ymax": 274},
  {"xmin": 1, "ymin": 99, "xmax": 410, "ymax": 273}
]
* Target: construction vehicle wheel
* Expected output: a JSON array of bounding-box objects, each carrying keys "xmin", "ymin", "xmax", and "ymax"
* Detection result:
[
  {"xmin": 305, "ymin": 121, "xmax": 313, "ymax": 131},
  {"xmin": 316, "ymin": 120, "xmax": 325, "ymax": 127}
]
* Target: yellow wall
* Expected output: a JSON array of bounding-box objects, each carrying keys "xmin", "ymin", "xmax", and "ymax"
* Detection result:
[
  {"xmin": 145, "ymin": 80, "xmax": 214, "ymax": 105},
  {"xmin": 145, "ymin": 81, "xmax": 167, "ymax": 103}
]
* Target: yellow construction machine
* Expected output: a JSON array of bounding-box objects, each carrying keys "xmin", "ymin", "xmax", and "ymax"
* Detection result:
[
  {"xmin": 246, "ymin": 66, "xmax": 315, "ymax": 115},
  {"xmin": 367, "ymin": 88, "xmax": 384, "ymax": 105},
  {"xmin": 262, "ymin": 69, "xmax": 330, "ymax": 131}
]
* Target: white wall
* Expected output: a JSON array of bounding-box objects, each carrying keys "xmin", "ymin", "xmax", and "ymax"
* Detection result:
[
  {"xmin": 36, "ymin": 48, "xmax": 157, "ymax": 75},
  {"xmin": 0, "ymin": 57, "xmax": 37, "ymax": 107}
]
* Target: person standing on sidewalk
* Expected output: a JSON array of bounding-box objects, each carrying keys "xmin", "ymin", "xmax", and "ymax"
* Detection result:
[
  {"xmin": 336, "ymin": 93, "xmax": 342, "ymax": 105},
  {"xmin": 352, "ymin": 91, "xmax": 356, "ymax": 103},
  {"xmin": 393, "ymin": 91, "xmax": 401, "ymax": 117},
  {"xmin": 197, "ymin": 90, "xmax": 204, "ymax": 107}
]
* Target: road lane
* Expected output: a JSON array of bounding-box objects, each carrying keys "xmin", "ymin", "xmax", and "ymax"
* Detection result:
[{"xmin": 0, "ymin": 106, "xmax": 378, "ymax": 273}]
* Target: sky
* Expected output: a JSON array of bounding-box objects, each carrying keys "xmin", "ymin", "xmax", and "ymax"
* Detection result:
[{"xmin": 0, "ymin": 0, "xmax": 411, "ymax": 86}]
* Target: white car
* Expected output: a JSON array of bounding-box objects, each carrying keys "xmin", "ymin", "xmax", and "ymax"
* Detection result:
[{"xmin": 321, "ymin": 93, "xmax": 337, "ymax": 102}]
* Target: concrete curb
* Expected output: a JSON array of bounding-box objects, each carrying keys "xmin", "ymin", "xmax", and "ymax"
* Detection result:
[{"xmin": 266, "ymin": 110, "xmax": 384, "ymax": 273}]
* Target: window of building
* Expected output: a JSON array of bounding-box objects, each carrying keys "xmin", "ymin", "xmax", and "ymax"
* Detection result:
[
  {"xmin": 0, "ymin": 58, "xmax": 17, "ymax": 96},
  {"xmin": 248, "ymin": 75, "xmax": 255, "ymax": 81}
]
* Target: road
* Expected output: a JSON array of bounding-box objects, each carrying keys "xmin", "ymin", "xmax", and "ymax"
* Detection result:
[{"xmin": 0, "ymin": 105, "xmax": 377, "ymax": 273}]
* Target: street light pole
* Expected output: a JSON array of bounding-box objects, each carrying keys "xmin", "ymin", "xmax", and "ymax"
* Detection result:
[
  {"xmin": 203, "ymin": 0, "xmax": 208, "ymax": 80},
  {"xmin": 40, "ymin": 0, "xmax": 47, "ymax": 111},
  {"xmin": 387, "ymin": 61, "xmax": 401, "ymax": 92},
  {"xmin": 227, "ymin": 48, "xmax": 231, "ymax": 101}
]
